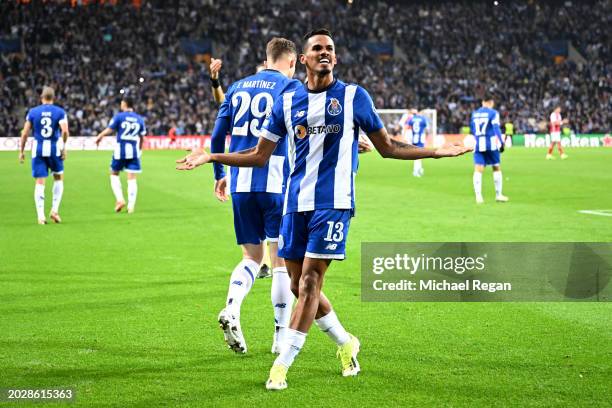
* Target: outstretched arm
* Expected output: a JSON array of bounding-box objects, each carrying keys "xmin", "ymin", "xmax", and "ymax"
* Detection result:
[
  {"xmin": 368, "ymin": 127, "xmax": 472, "ymax": 159},
  {"xmin": 176, "ymin": 136, "xmax": 277, "ymax": 170}
]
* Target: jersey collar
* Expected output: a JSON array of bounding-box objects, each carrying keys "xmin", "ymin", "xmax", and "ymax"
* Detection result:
[{"xmin": 305, "ymin": 78, "xmax": 337, "ymax": 94}]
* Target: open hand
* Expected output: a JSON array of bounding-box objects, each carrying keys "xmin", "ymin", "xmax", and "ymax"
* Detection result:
[
  {"xmin": 214, "ymin": 177, "xmax": 228, "ymax": 202},
  {"xmin": 176, "ymin": 148, "xmax": 211, "ymax": 170},
  {"xmin": 433, "ymin": 142, "xmax": 473, "ymax": 158}
]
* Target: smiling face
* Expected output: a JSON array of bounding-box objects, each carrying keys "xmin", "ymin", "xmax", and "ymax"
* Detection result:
[{"xmin": 300, "ymin": 34, "xmax": 337, "ymax": 76}]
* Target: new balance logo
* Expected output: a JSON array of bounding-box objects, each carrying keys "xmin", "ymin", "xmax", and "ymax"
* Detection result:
[
  {"xmin": 294, "ymin": 110, "xmax": 305, "ymax": 118},
  {"xmin": 232, "ymin": 280, "xmax": 243, "ymax": 286},
  {"xmin": 274, "ymin": 303, "xmax": 287, "ymax": 308},
  {"xmin": 325, "ymin": 243, "xmax": 338, "ymax": 250}
]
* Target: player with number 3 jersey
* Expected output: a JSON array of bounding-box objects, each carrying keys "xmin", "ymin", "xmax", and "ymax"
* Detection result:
[
  {"xmin": 19, "ymin": 86, "xmax": 70, "ymax": 224},
  {"xmin": 95, "ymin": 96, "xmax": 146, "ymax": 214}
]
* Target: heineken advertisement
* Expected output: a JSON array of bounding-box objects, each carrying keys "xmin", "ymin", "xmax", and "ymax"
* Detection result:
[{"xmin": 512, "ymin": 133, "xmax": 612, "ymax": 148}]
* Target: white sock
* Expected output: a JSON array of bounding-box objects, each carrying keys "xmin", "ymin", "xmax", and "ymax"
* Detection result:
[
  {"xmin": 127, "ymin": 179, "xmax": 138, "ymax": 210},
  {"xmin": 34, "ymin": 184, "xmax": 45, "ymax": 220},
  {"xmin": 225, "ymin": 259, "xmax": 259, "ymax": 318},
  {"xmin": 274, "ymin": 329, "xmax": 307, "ymax": 368},
  {"xmin": 493, "ymin": 171, "xmax": 503, "ymax": 196},
  {"xmin": 271, "ymin": 267, "xmax": 294, "ymax": 345},
  {"xmin": 473, "ymin": 172, "xmax": 482, "ymax": 198},
  {"xmin": 51, "ymin": 180, "xmax": 64, "ymax": 213},
  {"xmin": 110, "ymin": 175, "xmax": 125, "ymax": 202},
  {"xmin": 315, "ymin": 310, "xmax": 350, "ymax": 346},
  {"xmin": 413, "ymin": 159, "xmax": 422, "ymax": 174}
]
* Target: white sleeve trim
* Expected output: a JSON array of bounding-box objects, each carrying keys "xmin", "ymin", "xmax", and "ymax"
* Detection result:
[{"xmin": 260, "ymin": 128, "xmax": 281, "ymax": 143}]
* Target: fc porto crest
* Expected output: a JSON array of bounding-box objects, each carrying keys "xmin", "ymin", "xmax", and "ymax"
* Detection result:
[{"xmin": 327, "ymin": 98, "xmax": 342, "ymax": 116}]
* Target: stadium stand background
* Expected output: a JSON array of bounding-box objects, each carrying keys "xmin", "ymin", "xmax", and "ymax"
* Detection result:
[{"xmin": 0, "ymin": 0, "xmax": 609, "ymax": 137}]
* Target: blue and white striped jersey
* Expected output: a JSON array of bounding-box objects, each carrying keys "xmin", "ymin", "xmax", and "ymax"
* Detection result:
[
  {"xmin": 211, "ymin": 69, "xmax": 298, "ymax": 194},
  {"xmin": 470, "ymin": 107, "xmax": 503, "ymax": 152},
  {"xmin": 26, "ymin": 104, "xmax": 68, "ymax": 158},
  {"xmin": 108, "ymin": 111, "xmax": 146, "ymax": 160},
  {"xmin": 408, "ymin": 114, "xmax": 428, "ymax": 145},
  {"xmin": 261, "ymin": 79, "xmax": 383, "ymax": 214}
]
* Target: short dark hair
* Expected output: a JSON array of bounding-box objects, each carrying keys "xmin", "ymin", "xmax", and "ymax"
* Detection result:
[
  {"xmin": 266, "ymin": 37, "xmax": 297, "ymax": 62},
  {"xmin": 482, "ymin": 92, "xmax": 494, "ymax": 103},
  {"xmin": 302, "ymin": 28, "xmax": 333, "ymax": 51},
  {"xmin": 122, "ymin": 96, "xmax": 135, "ymax": 108}
]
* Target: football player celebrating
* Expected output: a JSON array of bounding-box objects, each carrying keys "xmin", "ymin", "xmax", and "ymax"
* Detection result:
[{"xmin": 177, "ymin": 29, "xmax": 471, "ymax": 390}]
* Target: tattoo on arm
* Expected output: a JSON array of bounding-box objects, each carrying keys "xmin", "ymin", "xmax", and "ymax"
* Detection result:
[{"xmin": 391, "ymin": 139, "xmax": 418, "ymax": 150}]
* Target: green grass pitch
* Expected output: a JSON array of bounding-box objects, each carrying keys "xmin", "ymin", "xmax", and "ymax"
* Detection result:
[{"xmin": 1, "ymin": 148, "xmax": 610, "ymax": 407}]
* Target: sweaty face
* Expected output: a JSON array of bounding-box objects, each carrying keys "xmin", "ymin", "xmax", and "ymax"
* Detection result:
[{"xmin": 301, "ymin": 35, "xmax": 336, "ymax": 76}]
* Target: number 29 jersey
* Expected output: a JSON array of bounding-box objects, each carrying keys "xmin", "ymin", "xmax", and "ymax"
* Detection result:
[
  {"xmin": 214, "ymin": 69, "xmax": 299, "ymax": 194},
  {"xmin": 107, "ymin": 111, "xmax": 146, "ymax": 160}
]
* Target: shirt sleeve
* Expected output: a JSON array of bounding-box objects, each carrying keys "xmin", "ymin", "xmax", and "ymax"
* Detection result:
[
  {"xmin": 211, "ymin": 115, "xmax": 230, "ymax": 180},
  {"xmin": 260, "ymin": 95, "xmax": 287, "ymax": 143},
  {"xmin": 25, "ymin": 110, "xmax": 32, "ymax": 123},
  {"xmin": 140, "ymin": 118, "xmax": 147, "ymax": 136},
  {"xmin": 108, "ymin": 115, "xmax": 119, "ymax": 131},
  {"xmin": 59, "ymin": 109, "xmax": 68, "ymax": 125},
  {"xmin": 353, "ymin": 86, "xmax": 384, "ymax": 134},
  {"xmin": 217, "ymin": 84, "xmax": 235, "ymax": 120}
]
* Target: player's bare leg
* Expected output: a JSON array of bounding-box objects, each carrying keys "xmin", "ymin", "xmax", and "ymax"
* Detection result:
[
  {"xmin": 287, "ymin": 261, "xmax": 358, "ymax": 375},
  {"xmin": 269, "ymin": 242, "xmax": 294, "ymax": 354},
  {"xmin": 49, "ymin": 172, "xmax": 64, "ymax": 223},
  {"xmin": 34, "ymin": 178, "xmax": 46, "ymax": 224},
  {"xmin": 473, "ymin": 165, "xmax": 484, "ymax": 204},
  {"xmin": 218, "ymin": 243, "xmax": 263, "ymax": 354},
  {"xmin": 492, "ymin": 164, "xmax": 508, "ymax": 202},
  {"xmin": 110, "ymin": 171, "xmax": 126, "ymax": 212},
  {"xmin": 546, "ymin": 142, "xmax": 555, "ymax": 159},
  {"xmin": 257, "ymin": 240, "xmax": 272, "ymax": 278},
  {"xmin": 126, "ymin": 172, "xmax": 138, "ymax": 214},
  {"xmin": 267, "ymin": 258, "xmax": 358, "ymax": 390},
  {"xmin": 558, "ymin": 142, "xmax": 568, "ymax": 159}
]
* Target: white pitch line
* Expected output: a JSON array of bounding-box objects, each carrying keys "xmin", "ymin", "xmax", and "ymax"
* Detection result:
[{"xmin": 578, "ymin": 210, "xmax": 612, "ymax": 217}]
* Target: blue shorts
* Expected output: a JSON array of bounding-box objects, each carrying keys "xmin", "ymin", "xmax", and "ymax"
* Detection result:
[
  {"xmin": 278, "ymin": 209, "xmax": 353, "ymax": 261},
  {"xmin": 231, "ymin": 192, "xmax": 283, "ymax": 245},
  {"xmin": 474, "ymin": 151, "xmax": 500, "ymax": 166},
  {"xmin": 32, "ymin": 156, "xmax": 64, "ymax": 178},
  {"xmin": 111, "ymin": 158, "xmax": 142, "ymax": 173}
]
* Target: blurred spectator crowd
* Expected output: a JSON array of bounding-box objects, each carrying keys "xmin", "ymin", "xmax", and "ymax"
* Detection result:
[{"xmin": 0, "ymin": 0, "xmax": 609, "ymax": 136}]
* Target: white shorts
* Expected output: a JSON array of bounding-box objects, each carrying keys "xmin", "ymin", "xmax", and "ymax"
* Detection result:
[{"xmin": 550, "ymin": 132, "xmax": 561, "ymax": 142}]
